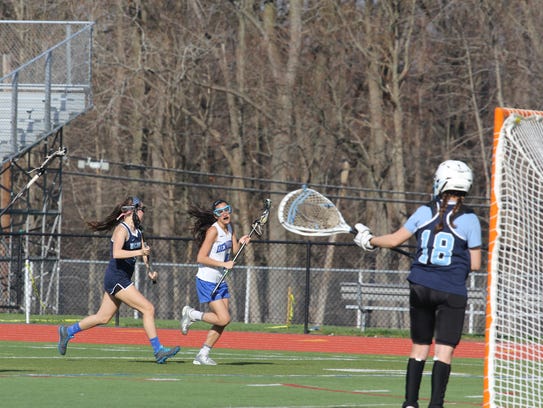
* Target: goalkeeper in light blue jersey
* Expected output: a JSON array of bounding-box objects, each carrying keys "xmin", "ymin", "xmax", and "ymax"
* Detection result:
[{"xmin": 353, "ymin": 160, "xmax": 482, "ymax": 408}]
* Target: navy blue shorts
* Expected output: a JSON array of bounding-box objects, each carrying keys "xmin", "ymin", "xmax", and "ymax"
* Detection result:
[
  {"xmin": 196, "ymin": 277, "xmax": 230, "ymax": 303},
  {"xmin": 409, "ymin": 283, "xmax": 467, "ymax": 347},
  {"xmin": 104, "ymin": 269, "xmax": 134, "ymax": 295}
]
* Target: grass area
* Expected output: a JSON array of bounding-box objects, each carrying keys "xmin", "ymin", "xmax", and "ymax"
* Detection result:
[{"xmin": 0, "ymin": 341, "xmax": 484, "ymax": 408}]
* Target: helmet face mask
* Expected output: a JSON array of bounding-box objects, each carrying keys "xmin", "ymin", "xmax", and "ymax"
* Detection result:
[{"xmin": 433, "ymin": 160, "xmax": 473, "ymax": 198}]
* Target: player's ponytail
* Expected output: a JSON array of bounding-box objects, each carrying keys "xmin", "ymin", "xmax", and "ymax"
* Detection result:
[{"xmin": 188, "ymin": 204, "xmax": 216, "ymax": 247}]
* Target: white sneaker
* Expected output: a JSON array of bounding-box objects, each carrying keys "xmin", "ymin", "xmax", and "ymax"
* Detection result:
[
  {"xmin": 180, "ymin": 305, "xmax": 194, "ymax": 335},
  {"xmin": 193, "ymin": 354, "xmax": 217, "ymax": 366}
]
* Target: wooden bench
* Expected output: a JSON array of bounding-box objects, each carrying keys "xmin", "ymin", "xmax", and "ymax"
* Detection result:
[{"xmin": 340, "ymin": 281, "xmax": 486, "ymax": 332}]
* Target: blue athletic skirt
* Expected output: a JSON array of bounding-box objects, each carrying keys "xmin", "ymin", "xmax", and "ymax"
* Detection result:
[{"xmin": 196, "ymin": 277, "xmax": 230, "ymax": 303}]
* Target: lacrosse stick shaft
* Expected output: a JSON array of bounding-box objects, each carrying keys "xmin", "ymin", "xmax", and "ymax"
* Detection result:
[
  {"xmin": 386, "ymin": 246, "xmax": 413, "ymax": 258},
  {"xmin": 348, "ymin": 227, "xmax": 413, "ymax": 259},
  {"xmin": 381, "ymin": 245, "xmax": 412, "ymax": 258},
  {"xmin": 211, "ymin": 199, "xmax": 271, "ymax": 296},
  {"xmin": 210, "ymin": 222, "xmax": 259, "ymax": 296},
  {"xmin": 141, "ymin": 233, "xmax": 157, "ymax": 284},
  {"xmin": 148, "ymin": 255, "xmax": 157, "ymax": 284},
  {"xmin": 0, "ymin": 147, "xmax": 66, "ymax": 219}
]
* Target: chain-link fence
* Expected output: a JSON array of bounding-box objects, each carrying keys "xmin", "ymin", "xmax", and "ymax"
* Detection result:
[{"xmin": 0, "ymin": 232, "xmax": 487, "ymax": 334}]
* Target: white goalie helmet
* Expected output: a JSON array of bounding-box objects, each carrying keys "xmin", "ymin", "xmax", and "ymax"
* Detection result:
[{"xmin": 432, "ymin": 160, "xmax": 473, "ymax": 198}]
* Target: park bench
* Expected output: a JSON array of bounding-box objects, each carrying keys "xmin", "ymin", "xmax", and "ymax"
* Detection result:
[{"xmin": 340, "ymin": 281, "xmax": 486, "ymax": 332}]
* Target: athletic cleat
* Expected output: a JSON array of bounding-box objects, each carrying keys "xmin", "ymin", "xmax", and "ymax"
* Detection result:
[
  {"xmin": 57, "ymin": 325, "xmax": 73, "ymax": 355},
  {"xmin": 154, "ymin": 345, "xmax": 181, "ymax": 364},
  {"xmin": 193, "ymin": 353, "xmax": 217, "ymax": 366},
  {"xmin": 180, "ymin": 305, "xmax": 194, "ymax": 335}
]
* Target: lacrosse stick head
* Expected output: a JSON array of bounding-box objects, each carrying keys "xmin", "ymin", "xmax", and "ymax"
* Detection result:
[
  {"xmin": 252, "ymin": 221, "xmax": 263, "ymax": 236},
  {"xmin": 252, "ymin": 198, "xmax": 272, "ymax": 236}
]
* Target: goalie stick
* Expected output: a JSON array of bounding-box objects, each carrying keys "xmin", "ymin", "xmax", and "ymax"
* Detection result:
[
  {"xmin": 277, "ymin": 187, "xmax": 413, "ymax": 258},
  {"xmin": 211, "ymin": 198, "xmax": 271, "ymax": 296}
]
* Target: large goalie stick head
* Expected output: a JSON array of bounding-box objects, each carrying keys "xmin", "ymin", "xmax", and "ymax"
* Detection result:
[
  {"xmin": 277, "ymin": 188, "xmax": 353, "ymax": 236},
  {"xmin": 278, "ymin": 187, "xmax": 414, "ymax": 258}
]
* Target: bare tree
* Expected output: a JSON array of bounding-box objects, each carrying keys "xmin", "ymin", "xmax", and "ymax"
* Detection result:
[{"xmin": 6, "ymin": 0, "xmax": 543, "ymax": 324}]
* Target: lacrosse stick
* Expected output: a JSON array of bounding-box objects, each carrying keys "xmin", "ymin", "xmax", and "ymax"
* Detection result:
[
  {"xmin": 0, "ymin": 147, "xmax": 67, "ymax": 219},
  {"xmin": 121, "ymin": 201, "xmax": 158, "ymax": 285},
  {"xmin": 277, "ymin": 187, "xmax": 412, "ymax": 258},
  {"xmin": 140, "ymin": 230, "xmax": 157, "ymax": 285},
  {"xmin": 211, "ymin": 198, "xmax": 272, "ymax": 296},
  {"xmin": 145, "ymin": 244, "xmax": 157, "ymax": 285}
]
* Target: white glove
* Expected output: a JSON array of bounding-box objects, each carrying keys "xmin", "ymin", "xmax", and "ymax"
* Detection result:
[{"xmin": 353, "ymin": 223, "xmax": 376, "ymax": 251}]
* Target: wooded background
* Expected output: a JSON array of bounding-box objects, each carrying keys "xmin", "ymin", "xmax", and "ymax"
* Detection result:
[{"xmin": 2, "ymin": 0, "xmax": 541, "ymax": 244}]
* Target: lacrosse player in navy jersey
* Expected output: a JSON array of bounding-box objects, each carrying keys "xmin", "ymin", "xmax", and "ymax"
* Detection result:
[
  {"xmin": 181, "ymin": 199, "xmax": 250, "ymax": 365},
  {"xmin": 57, "ymin": 196, "xmax": 180, "ymax": 364},
  {"xmin": 353, "ymin": 160, "xmax": 482, "ymax": 408}
]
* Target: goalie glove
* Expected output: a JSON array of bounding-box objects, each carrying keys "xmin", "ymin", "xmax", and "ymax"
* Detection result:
[{"xmin": 353, "ymin": 223, "xmax": 376, "ymax": 251}]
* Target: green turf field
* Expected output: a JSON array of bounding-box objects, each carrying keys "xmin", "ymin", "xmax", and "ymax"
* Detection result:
[{"xmin": 0, "ymin": 341, "xmax": 483, "ymax": 408}]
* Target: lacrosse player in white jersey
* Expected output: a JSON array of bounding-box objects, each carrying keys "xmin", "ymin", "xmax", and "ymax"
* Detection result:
[{"xmin": 181, "ymin": 199, "xmax": 250, "ymax": 365}]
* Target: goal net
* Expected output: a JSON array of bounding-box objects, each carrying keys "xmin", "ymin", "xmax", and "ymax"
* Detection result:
[{"xmin": 485, "ymin": 107, "xmax": 543, "ymax": 407}]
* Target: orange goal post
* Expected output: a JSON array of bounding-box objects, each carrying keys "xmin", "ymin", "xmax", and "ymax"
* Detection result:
[{"xmin": 485, "ymin": 107, "xmax": 543, "ymax": 407}]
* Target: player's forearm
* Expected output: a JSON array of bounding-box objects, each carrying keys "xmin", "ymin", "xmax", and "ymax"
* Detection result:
[
  {"xmin": 469, "ymin": 248, "xmax": 482, "ymax": 271},
  {"xmin": 112, "ymin": 248, "xmax": 146, "ymax": 259},
  {"xmin": 197, "ymin": 255, "xmax": 228, "ymax": 269},
  {"xmin": 371, "ymin": 229, "xmax": 411, "ymax": 249}
]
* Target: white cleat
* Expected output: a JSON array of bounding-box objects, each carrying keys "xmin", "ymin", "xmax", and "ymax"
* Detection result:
[
  {"xmin": 193, "ymin": 354, "xmax": 217, "ymax": 366},
  {"xmin": 180, "ymin": 305, "xmax": 194, "ymax": 335}
]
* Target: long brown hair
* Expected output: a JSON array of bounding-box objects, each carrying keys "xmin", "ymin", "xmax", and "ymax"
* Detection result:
[
  {"xmin": 188, "ymin": 206, "xmax": 215, "ymax": 247},
  {"xmin": 188, "ymin": 199, "xmax": 229, "ymax": 247},
  {"xmin": 434, "ymin": 192, "xmax": 465, "ymax": 233},
  {"xmin": 86, "ymin": 196, "xmax": 138, "ymax": 232}
]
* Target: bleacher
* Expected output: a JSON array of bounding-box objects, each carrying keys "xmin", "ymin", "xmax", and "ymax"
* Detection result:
[
  {"xmin": 0, "ymin": 21, "xmax": 94, "ymax": 164},
  {"xmin": 0, "ymin": 21, "xmax": 94, "ymax": 311},
  {"xmin": 0, "ymin": 84, "xmax": 89, "ymax": 159}
]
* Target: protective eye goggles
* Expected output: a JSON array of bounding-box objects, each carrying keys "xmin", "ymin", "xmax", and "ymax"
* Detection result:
[
  {"xmin": 213, "ymin": 205, "xmax": 232, "ymax": 216},
  {"xmin": 121, "ymin": 204, "xmax": 146, "ymax": 213}
]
